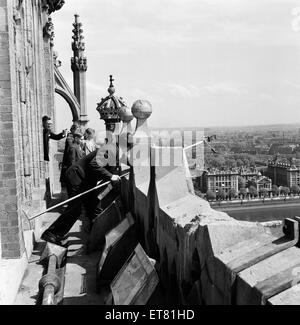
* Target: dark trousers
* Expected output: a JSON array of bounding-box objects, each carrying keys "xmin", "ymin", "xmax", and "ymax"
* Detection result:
[
  {"xmin": 47, "ymin": 183, "xmax": 118, "ymax": 237},
  {"xmin": 48, "ymin": 183, "xmax": 83, "ymax": 237}
]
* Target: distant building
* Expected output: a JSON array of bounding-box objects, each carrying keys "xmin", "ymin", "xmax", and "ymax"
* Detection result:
[
  {"xmin": 269, "ymin": 144, "xmax": 295, "ymax": 155},
  {"xmin": 196, "ymin": 167, "xmax": 272, "ymax": 195},
  {"xmin": 254, "ymin": 145, "xmax": 270, "ymax": 155},
  {"xmin": 257, "ymin": 176, "xmax": 272, "ymax": 192},
  {"xmin": 240, "ymin": 168, "xmax": 261, "ymax": 183},
  {"xmin": 202, "ymin": 170, "xmax": 239, "ymax": 195},
  {"xmin": 267, "ymin": 162, "xmax": 300, "ymax": 187}
]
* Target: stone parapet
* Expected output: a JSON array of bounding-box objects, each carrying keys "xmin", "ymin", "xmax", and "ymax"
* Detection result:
[
  {"xmin": 118, "ymin": 99, "xmax": 300, "ymax": 305},
  {"xmin": 121, "ymin": 164, "xmax": 300, "ymax": 305}
]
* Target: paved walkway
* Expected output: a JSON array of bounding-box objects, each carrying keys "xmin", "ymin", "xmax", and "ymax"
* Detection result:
[
  {"xmin": 14, "ymin": 212, "xmax": 60, "ymax": 305},
  {"xmin": 14, "ymin": 210, "xmax": 108, "ymax": 305},
  {"xmin": 62, "ymin": 218, "xmax": 109, "ymax": 305}
]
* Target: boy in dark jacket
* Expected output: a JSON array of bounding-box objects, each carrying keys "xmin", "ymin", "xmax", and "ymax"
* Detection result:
[
  {"xmin": 41, "ymin": 146, "xmax": 121, "ymax": 245},
  {"xmin": 67, "ymin": 131, "xmax": 85, "ymax": 167},
  {"xmin": 42, "ymin": 116, "xmax": 67, "ymax": 161},
  {"xmin": 60, "ymin": 123, "xmax": 80, "ymax": 184}
]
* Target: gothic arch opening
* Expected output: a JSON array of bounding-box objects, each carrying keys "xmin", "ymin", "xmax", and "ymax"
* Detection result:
[
  {"xmin": 55, "ymin": 87, "xmax": 80, "ymax": 123},
  {"xmin": 54, "ymin": 65, "xmax": 81, "ymax": 124}
]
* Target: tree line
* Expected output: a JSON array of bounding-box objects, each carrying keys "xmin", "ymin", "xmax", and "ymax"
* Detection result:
[
  {"xmin": 197, "ymin": 184, "xmax": 300, "ymax": 202},
  {"xmin": 205, "ymin": 153, "xmax": 256, "ymax": 170}
]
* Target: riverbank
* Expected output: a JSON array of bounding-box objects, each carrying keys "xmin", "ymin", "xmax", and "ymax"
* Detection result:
[
  {"xmin": 210, "ymin": 198, "xmax": 300, "ymax": 238},
  {"xmin": 211, "ymin": 196, "xmax": 300, "ymax": 211},
  {"xmin": 212, "ymin": 198, "xmax": 300, "ymax": 224}
]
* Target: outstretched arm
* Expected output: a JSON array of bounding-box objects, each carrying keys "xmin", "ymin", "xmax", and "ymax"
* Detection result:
[
  {"xmin": 49, "ymin": 131, "xmax": 66, "ymax": 141},
  {"xmin": 89, "ymin": 157, "xmax": 114, "ymax": 182}
]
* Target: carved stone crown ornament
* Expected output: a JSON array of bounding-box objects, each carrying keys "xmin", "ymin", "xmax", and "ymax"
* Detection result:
[{"xmin": 96, "ymin": 76, "xmax": 129, "ymax": 125}]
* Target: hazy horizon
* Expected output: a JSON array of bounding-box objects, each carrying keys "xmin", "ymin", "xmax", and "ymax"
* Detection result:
[
  {"xmin": 52, "ymin": 0, "xmax": 300, "ymax": 132},
  {"xmin": 150, "ymin": 122, "xmax": 300, "ymax": 130}
]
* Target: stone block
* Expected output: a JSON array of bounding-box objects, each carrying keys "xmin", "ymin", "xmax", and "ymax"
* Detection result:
[
  {"xmin": 133, "ymin": 166, "xmax": 150, "ymax": 194},
  {"xmin": 0, "ymin": 112, "xmax": 13, "ymax": 122},
  {"xmin": 236, "ymin": 247, "xmax": 300, "ymax": 305},
  {"xmin": 88, "ymin": 198, "xmax": 125, "ymax": 252},
  {"xmin": 110, "ymin": 244, "xmax": 159, "ymax": 305},
  {"xmin": 0, "ymin": 105, "xmax": 11, "ymax": 113},
  {"xmin": 213, "ymin": 233, "xmax": 277, "ymax": 304},
  {"xmin": 96, "ymin": 213, "xmax": 138, "ymax": 288},
  {"xmin": 0, "ymin": 65, "xmax": 10, "ymax": 81},
  {"xmin": 200, "ymin": 265, "xmax": 225, "ymax": 305},
  {"xmin": 269, "ymin": 284, "xmax": 300, "ymax": 305},
  {"xmin": 152, "ymin": 147, "xmax": 190, "ymax": 207}
]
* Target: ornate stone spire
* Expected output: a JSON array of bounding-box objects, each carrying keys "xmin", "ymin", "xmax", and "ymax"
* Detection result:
[
  {"xmin": 71, "ymin": 14, "xmax": 88, "ymax": 126},
  {"xmin": 71, "ymin": 14, "xmax": 87, "ymax": 72}
]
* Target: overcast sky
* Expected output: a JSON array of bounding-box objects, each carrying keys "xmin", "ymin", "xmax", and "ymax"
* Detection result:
[{"xmin": 53, "ymin": 0, "xmax": 300, "ymax": 131}]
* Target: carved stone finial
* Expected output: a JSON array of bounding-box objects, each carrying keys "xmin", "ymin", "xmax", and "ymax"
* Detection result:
[
  {"xmin": 71, "ymin": 14, "xmax": 87, "ymax": 72},
  {"xmin": 108, "ymin": 75, "xmax": 116, "ymax": 95},
  {"xmin": 43, "ymin": 17, "xmax": 55, "ymax": 47},
  {"xmin": 13, "ymin": 7, "xmax": 22, "ymax": 25},
  {"xmin": 119, "ymin": 106, "xmax": 134, "ymax": 124},
  {"xmin": 109, "ymin": 75, "xmax": 114, "ymax": 86},
  {"xmin": 132, "ymin": 100, "xmax": 152, "ymax": 136},
  {"xmin": 119, "ymin": 106, "xmax": 134, "ymax": 144},
  {"xmin": 132, "ymin": 100, "xmax": 152, "ymax": 120},
  {"xmin": 53, "ymin": 51, "xmax": 62, "ymax": 67}
]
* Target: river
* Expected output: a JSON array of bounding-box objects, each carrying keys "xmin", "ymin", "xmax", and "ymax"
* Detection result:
[{"xmin": 214, "ymin": 202, "xmax": 300, "ymax": 222}]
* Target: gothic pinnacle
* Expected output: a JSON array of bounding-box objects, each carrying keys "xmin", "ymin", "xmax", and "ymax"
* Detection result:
[{"xmin": 71, "ymin": 13, "xmax": 87, "ymax": 72}]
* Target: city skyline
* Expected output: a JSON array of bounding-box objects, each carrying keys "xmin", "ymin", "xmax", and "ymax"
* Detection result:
[{"xmin": 53, "ymin": 0, "xmax": 300, "ymax": 132}]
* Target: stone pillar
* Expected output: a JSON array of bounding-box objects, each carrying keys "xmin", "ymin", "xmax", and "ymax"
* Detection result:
[
  {"xmin": 71, "ymin": 14, "xmax": 88, "ymax": 126},
  {"xmin": 130, "ymin": 100, "xmax": 152, "ymax": 185},
  {"xmin": 129, "ymin": 100, "xmax": 152, "ymax": 252}
]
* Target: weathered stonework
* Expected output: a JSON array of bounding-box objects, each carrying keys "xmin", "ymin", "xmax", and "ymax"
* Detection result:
[
  {"xmin": 0, "ymin": 0, "xmax": 64, "ymax": 304},
  {"xmin": 115, "ymin": 100, "xmax": 300, "ymax": 305},
  {"xmin": 43, "ymin": 17, "xmax": 55, "ymax": 47}
]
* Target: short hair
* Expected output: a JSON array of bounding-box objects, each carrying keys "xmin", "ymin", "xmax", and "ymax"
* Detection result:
[
  {"xmin": 74, "ymin": 126, "xmax": 84, "ymax": 136},
  {"xmin": 85, "ymin": 128, "xmax": 95, "ymax": 136},
  {"xmin": 42, "ymin": 116, "xmax": 51, "ymax": 123},
  {"xmin": 70, "ymin": 124, "xmax": 80, "ymax": 134},
  {"xmin": 73, "ymin": 131, "xmax": 83, "ymax": 138}
]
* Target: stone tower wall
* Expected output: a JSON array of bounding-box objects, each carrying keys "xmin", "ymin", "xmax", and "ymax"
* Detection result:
[{"xmin": 0, "ymin": 0, "xmax": 58, "ymax": 259}]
